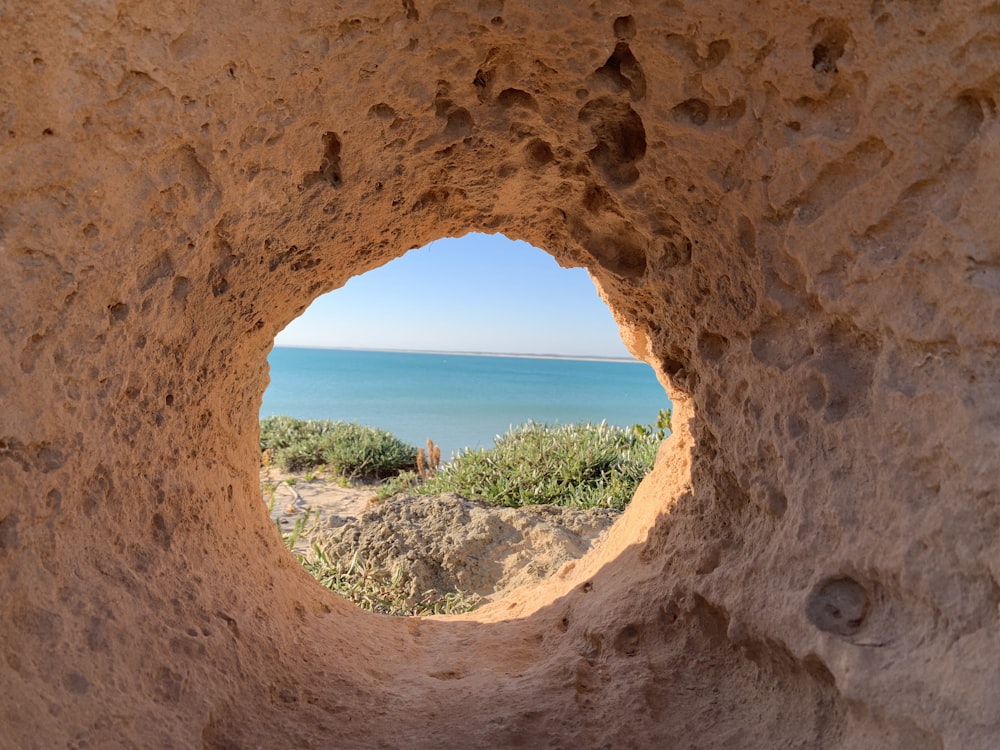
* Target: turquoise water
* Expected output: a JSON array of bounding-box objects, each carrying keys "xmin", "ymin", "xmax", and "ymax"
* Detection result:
[{"xmin": 260, "ymin": 347, "xmax": 671, "ymax": 459}]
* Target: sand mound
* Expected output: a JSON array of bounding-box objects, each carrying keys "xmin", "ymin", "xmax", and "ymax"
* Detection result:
[{"xmin": 317, "ymin": 493, "xmax": 619, "ymax": 601}]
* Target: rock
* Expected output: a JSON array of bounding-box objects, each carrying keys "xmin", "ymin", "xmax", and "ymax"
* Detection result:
[
  {"xmin": 317, "ymin": 493, "xmax": 619, "ymax": 601},
  {"xmin": 2, "ymin": 2, "xmax": 999, "ymax": 748}
]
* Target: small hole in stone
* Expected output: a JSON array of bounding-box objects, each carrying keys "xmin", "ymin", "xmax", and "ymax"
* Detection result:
[
  {"xmin": 812, "ymin": 44, "xmax": 836, "ymax": 73},
  {"xmin": 806, "ymin": 576, "xmax": 871, "ymax": 636},
  {"xmin": 108, "ymin": 302, "xmax": 129, "ymax": 322},
  {"xmin": 613, "ymin": 15, "xmax": 636, "ymax": 40},
  {"xmin": 672, "ymin": 99, "xmax": 710, "ymax": 126},
  {"xmin": 810, "ymin": 19, "xmax": 850, "ymax": 74}
]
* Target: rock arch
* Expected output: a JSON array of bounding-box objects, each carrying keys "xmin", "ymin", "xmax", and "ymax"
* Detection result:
[{"xmin": 2, "ymin": 2, "xmax": 998, "ymax": 747}]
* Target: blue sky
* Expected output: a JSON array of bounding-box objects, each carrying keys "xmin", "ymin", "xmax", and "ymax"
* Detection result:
[{"xmin": 275, "ymin": 233, "xmax": 633, "ymax": 358}]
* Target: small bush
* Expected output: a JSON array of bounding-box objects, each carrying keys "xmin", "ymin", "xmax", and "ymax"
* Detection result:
[
  {"xmin": 260, "ymin": 416, "xmax": 339, "ymax": 452},
  {"xmin": 319, "ymin": 422, "xmax": 418, "ymax": 479},
  {"xmin": 379, "ymin": 421, "xmax": 661, "ymax": 511},
  {"xmin": 274, "ymin": 439, "xmax": 327, "ymax": 473},
  {"xmin": 260, "ymin": 416, "xmax": 417, "ymax": 479}
]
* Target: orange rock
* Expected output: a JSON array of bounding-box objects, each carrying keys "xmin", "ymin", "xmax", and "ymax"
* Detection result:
[{"xmin": 1, "ymin": 2, "xmax": 997, "ymax": 747}]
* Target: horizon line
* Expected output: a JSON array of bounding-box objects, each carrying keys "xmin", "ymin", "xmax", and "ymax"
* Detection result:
[{"xmin": 272, "ymin": 343, "xmax": 644, "ymax": 365}]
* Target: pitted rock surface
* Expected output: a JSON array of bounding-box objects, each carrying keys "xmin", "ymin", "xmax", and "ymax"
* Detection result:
[{"xmin": 2, "ymin": 2, "xmax": 999, "ymax": 748}]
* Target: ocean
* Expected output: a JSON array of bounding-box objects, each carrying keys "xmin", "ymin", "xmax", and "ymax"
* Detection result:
[{"xmin": 260, "ymin": 347, "xmax": 672, "ymax": 459}]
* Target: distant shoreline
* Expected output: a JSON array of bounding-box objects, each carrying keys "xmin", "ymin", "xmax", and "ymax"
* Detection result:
[{"xmin": 272, "ymin": 344, "xmax": 643, "ymax": 365}]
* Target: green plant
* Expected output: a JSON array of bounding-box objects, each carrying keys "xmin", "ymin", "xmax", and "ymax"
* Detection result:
[
  {"xmin": 379, "ymin": 469, "xmax": 420, "ymax": 496},
  {"xmin": 262, "ymin": 480, "xmax": 278, "ymax": 510},
  {"xmin": 633, "ymin": 408, "xmax": 672, "ymax": 440},
  {"xmin": 279, "ymin": 507, "xmax": 319, "ymax": 551},
  {"xmin": 318, "ymin": 423, "xmax": 417, "ymax": 479},
  {"xmin": 275, "ymin": 439, "xmax": 328, "ymax": 473},
  {"xmin": 379, "ymin": 421, "xmax": 660, "ymax": 511},
  {"xmin": 299, "ymin": 547, "xmax": 481, "ymax": 617},
  {"xmin": 259, "ymin": 417, "xmax": 417, "ymax": 478}
]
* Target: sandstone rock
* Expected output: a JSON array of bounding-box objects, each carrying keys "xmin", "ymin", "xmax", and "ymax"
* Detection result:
[
  {"xmin": 2, "ymin": 1, "xmax": 999, "ymax": 748},
  {"xmin": 318, "ymin": 493, "xmax": 619, "ymax": 601}
]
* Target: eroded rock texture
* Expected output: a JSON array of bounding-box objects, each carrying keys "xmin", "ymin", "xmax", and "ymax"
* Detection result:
[{"xmin": 2, "ymin": 1, "xmax": 998, "ymax": 747}]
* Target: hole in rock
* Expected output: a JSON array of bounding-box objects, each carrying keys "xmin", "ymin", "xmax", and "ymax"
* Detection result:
[{"xmin": 259, "ymin": 233, "xmax": 671, "ymax": 616}]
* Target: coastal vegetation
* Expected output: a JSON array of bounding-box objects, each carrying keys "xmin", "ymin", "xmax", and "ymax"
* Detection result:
[
  {"xmin": 262, "ymin": 411, "xmax": 670, "ymax": 615},
  {"xmin": 378, "ymin": 420, "xmax": 662, "ymax": 511},
  {"xmin": 261, "ymin": 411, "xmax": 670, "ymax": 511},
  {"xmin": 260, "ymin": 416, "xmax": 417, "ymax": 478}
]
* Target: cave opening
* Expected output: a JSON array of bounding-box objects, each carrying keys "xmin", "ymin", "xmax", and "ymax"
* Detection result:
[{"xmin": 256, "ymin": 231, "xmax": 673, "ymax": 616}]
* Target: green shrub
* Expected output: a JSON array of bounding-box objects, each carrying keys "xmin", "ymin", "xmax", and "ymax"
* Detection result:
[
  {"xmin": 379, "ymin": 420, "xmax": 661, "ymax": 511},
  {"xmin": 260, "ymin": 416, "xmax": 339, "ymax": 452},
  {"xmin": 260, "ymin": 416, "xmax": 417, "ymax": 479},
  {"xmin": 318, "ymin": 422, "xmax": 418, "ymax": 479},
  {"xmin": 274, "ymin": 438, "xmax": 327, "ymax": 473}
]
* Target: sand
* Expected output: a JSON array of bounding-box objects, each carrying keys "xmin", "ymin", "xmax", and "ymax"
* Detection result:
[{"xmin": 263, "ymin": 469, "xmax": 376, "ymax": 555}]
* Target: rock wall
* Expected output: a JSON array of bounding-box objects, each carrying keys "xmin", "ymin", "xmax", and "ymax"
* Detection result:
[{"xmin": 2, "ymin": 1, "xmax": 998, "ymax": 747}]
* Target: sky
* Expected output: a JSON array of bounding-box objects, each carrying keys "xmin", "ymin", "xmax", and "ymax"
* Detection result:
[{"xmin": 274, "ymin": 233, "xmax": 633, "ymax": 359}]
